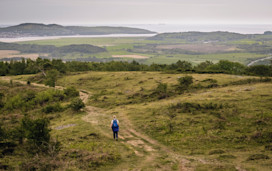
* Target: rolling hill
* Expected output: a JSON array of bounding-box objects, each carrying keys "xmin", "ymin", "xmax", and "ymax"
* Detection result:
[{"xmin": 0, "ymin": 23, "xmax": 156, "ymax": 38}]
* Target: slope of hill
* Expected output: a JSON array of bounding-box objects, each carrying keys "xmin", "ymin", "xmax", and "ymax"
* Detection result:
[
  {"xmin": 0, "ymin": 42, "xmax": 107, "ymax": 54},
  {"xmin": 0, "ymin": 23, "xmax": 156, "ymax": 38},
  {"xmin": 148, "ymin": 31, "xmax": 254, "ymax": 42}
]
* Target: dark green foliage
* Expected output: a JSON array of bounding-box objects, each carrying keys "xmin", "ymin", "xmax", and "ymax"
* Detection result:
[
  {"xmin": 218, "ymin": 155, "xmax": 236, "ymax": 160},
  {"xmin": 176, "ymin": 76, "xmax": 193, "ymax": 93},
  {"xmin": 0, "ymin": 57, "xmax": 271, "ymax": 77},
  {"xmin": 264, "ymin": 145, "xmax": 272, "ymax": 151},
  {"xmin": 201, "ymin": 78, "xmax": 217, "ymax": 84},
  {"xmin": 1, "ymin": 89, "xmax": 67, "ymax": 112},
  {"xmin": 195, "ymin": 61, "xmax": 214, "ymax": 71},
  {"xmin": 45, "ymin": 69, "xmax": 59, "ymax": 87},
  {"xmin": 42, "ymin": 103, "xmax": 63, "ymax": 113},
  {"xmin": 246, "ymin": 154, "xmax": 270, "ymax": 161},
  {"xmin": 64, "ymin": 86, "xmax": 79, "ymax": 97},
  {"xmin": 209, "ymin": 149, "xmax": 225, "ymax": 155},
  {"xmin": 246, "ymin": 65, "xmax": 272, "ymax": 76},
  {"xmin": 226, "ymin": 78, "xmax": 272, "ymax": 86},
  {"xmin": 154, "ymin": 83, "xmax": 168, "ymax": 99},
  {"xmin": 70, "ymin": 98, "xmax": 85, "ymax": 111},
  {"xmin": 207, "ymin": 60, "xmax": 246, "ymax": 74},
  {"xmin": 21, "ymin": 117, "xmax": 51, "ymax": 153},
  {"xmin": 251, "ymin": 131, "xmax": 272, "ymax": 143}
]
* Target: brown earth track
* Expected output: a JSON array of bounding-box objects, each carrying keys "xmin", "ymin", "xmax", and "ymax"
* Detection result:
[{"xmin": 1, "ymin": 76, "xmax": 243, "ymax": 171}]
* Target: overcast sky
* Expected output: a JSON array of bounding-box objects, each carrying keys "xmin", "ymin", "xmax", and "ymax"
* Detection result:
[{"xmin": 1, "ymin": 0, "xmax": 272, "ymax": 25}]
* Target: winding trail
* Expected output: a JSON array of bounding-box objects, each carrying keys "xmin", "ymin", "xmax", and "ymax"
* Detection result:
[
  {"xmin": 1, "ymin": 76, "xmax": 191, "ymax": 170},
  {"xmin": 1, "ymin": 76, "xmax": 243, "ymax": 170},
  {"xmin": 247, "ymin": 55, "xmax": 272, "ymax": 66},
  {"xmin": 80, "ymin": 93, "xmax": 193, "ymax": 170}
]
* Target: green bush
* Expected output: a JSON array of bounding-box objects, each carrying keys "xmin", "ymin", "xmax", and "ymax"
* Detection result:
[
  {"xmin": 70, "ymin": 98, "xmax": 85, "ymax": 111},
  {"xmin": 209, "ymin": 149, "xmax": 225, "ymax": 155},
  {"xmin": 154, "ymin": 83, "xmax": 168, "ymax": 99},
  {"xmin": 21, "ymin": 117, "xmax": 51, "ymax": 153},
  {"xmin": 42, "ymin": 103, "xmax": 63, "ymax": 113},
  {"xmin": 45, "ymin": 69, "xmax": 59, "ymax": 87},
  {"xmin": 64, "ymin": 86, "xmax": 79, "ymax": 97},
  {"xmin": 247, "ymin": 154, "xmax": 270, "ymax": 161},
  {"xmin": 4, "ymin": 95, "xmax": 24, "ymax": 111},
  {"xmin": 176, "ymin": 76, "xmax": 193, "ymax": 93}
]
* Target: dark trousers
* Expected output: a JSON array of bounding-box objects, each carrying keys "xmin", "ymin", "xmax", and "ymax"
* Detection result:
[{"xmin": 113, "ymin": 131, "xmax": 118, "ymax": 139}]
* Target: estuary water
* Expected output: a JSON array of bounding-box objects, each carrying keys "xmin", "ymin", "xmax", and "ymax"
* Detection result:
[
  {"xmin": 0, "ymin": 34, "xmax": 156, "ymax": 43},
  {"xmin": 0, "ymin": 24, "xmax": 272, "ymax": 43}
]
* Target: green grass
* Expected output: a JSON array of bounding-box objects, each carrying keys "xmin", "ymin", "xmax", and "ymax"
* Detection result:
[
  {"xmin": 2, "ymin": 71, "xmax": 272, "ymax": 170},
  {"xmin": 55, "ymin": 71, "xmax": 272, "ymax": 170},
  {"xmin": 0, "ymin": 78, "xmax": 135, "ymax": 170}
]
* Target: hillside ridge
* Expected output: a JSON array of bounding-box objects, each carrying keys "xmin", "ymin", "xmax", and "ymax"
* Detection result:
[{"xmin": 0, "ymin": 23, "xmax": 156, "ymax": 38}]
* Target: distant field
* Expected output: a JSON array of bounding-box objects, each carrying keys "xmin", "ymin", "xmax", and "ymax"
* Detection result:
[
  {"xmin": 156, "ymin": 43, "xmax": 239, "ymax": 53},
  {"xmin": 112, "ymin": 55, "xmax": 149, "ymax": 59},
  {"xmin": 18, "ymin": 37, "xmax": 157, "ymax": 47},
  {"xmin": 16, "ymin": 36, "xmax": 272, "ymax": 65},
  {"xmin": 0, "ymin": 50, "xmax": 45, "ymax": 60}
]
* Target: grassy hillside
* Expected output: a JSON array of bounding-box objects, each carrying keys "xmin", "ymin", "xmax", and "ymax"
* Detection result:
[
  {"xmin": 1, "ymin": 71, "xmax": 272, "ymax": 170},
  {"xmin": 55, "ymin": 71, "xmax": 272, "ymax": 170},
  {"xmin": 0, "ymin": 79, "xmax": 136, "ymax": 170},
  {"xmin": 0, "ymin": 23, "xmax": 155, "ymax": 37}
]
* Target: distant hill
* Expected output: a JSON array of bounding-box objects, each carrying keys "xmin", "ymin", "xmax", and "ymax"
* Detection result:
[
  {"xmin": 0, "ymin": 42, "xmax": 107, "ymax": 54},
  {"xmin": 0, "ymin": 23, "xmax": 156, "ymax": 38},
  {"xmin": 149, "ymin": 31, "xmax": 256, "ymax": 42}
]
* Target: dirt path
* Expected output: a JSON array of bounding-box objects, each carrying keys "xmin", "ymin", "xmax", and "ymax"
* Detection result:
[
  {"xmin": 247, "ymin": 54, "xmax": 272, "ymax": 66},
  {"xmin": 79, "ymin": 90, "xmax": 193, "ymax": 170},
  {"xmin": 0, "ymin": 76, "xmax": 209, "ymax": 170}
]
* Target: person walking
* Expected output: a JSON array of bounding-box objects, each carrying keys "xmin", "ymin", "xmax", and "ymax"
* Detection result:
[{"xmin": 111, "ymin": 115, "xmax": 119, "ymax": 141}]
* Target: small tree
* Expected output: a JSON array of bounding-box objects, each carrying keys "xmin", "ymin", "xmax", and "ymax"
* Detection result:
[
  {"xmin": 155, "ymin": 83, "xmax": 168, "ymax": 99},
  {"xmin": 70, "ymin": 98, "xmax": 85, "ymax": 111},
  {"xmin": 21, "ymin": 117, "xmax": 51, "ymax": 153},
  {"xmin": 176, "ymin": 76, "xmax": 193, "ymax": 93},
  {"xmin": 45, "ymin": 69, "xmax": 59, "ymax": 87}
]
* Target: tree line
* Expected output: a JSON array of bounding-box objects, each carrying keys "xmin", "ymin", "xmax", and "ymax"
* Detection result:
[{"xmin": 0, "ymin": 58, "xmax": 271, "ymax": 77}]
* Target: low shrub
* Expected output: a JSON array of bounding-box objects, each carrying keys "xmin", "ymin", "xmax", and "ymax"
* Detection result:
[
  {"xmin": 246, "ymin": 154, "xmax": 270, "ymax": 161},
  {"xmin": 42, "ymin": 103, "xmax": 63, "ymax": 114},
  {"xmin": 64, "ymin": 86, "xmax": 79, "ymax": 97},
  {"xmin": 209, "ymin": 149, "xmax": 225, "ymax": 155},
  {"xmin": 251, "ymin": 131, "xmax": 272, "ymax": 143},
  {"xmin": 218, "ymin": 155, "xmax": 236, "ymax": 160},
  {"xmin": 176, "ymin": 76, "xmax": 193, "ymax": 93},
  {"xmin": 70, "ymin": 98, "xmax": 85, "ymax": 111},
  {"xmin": 264, "ymin": 145, "xmax": 272, "ymax": 151},
  {"xmin": 154, "ymin": 83, "xmax": 169, "ymax": 99},
  {"xmin": 21, "ymin": 117, "xmax": 51, "ymax": 154}
]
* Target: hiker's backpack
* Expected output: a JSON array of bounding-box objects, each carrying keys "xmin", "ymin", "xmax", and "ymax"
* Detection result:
[{"xmin": 112, "ymin": 119, "xmax": 119, "ymax": 132}]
